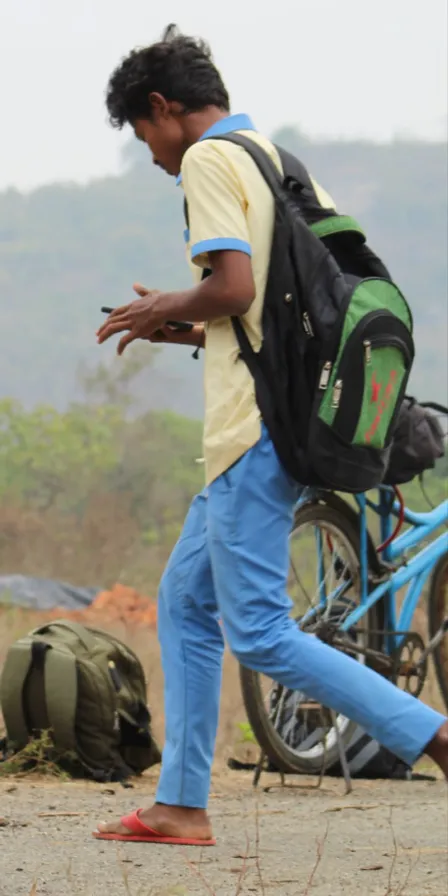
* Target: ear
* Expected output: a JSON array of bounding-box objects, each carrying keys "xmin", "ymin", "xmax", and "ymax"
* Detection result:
[{"xmin": 149, "ymin": 92, "xmax": 170, "ymax": 120}]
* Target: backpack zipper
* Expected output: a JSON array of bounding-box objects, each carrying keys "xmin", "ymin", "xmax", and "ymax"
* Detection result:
[
  {"xmin": 319, "ymin": 361, "xmax": 332, "ymax": 389},
  {"xmin": 302, "ymin": 312, "xmax": 314, "ymax": 337},
  {"xmin": 332, "ymin": 379, "xmax": 343, "ymax": 408},
  {"xmin": 108, "ymin": 660, "xmax": 122, "ymax": 693}
]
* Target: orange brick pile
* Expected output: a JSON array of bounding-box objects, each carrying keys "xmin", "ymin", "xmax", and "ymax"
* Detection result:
[{"xmin": 52, "ymin": 584, "xmax": 158, "ymax": 629}]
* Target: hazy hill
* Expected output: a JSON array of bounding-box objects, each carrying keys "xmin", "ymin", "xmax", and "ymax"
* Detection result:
[{"xmin": 1, "ymin": 128, "xmax": 446, "ymax": 416}]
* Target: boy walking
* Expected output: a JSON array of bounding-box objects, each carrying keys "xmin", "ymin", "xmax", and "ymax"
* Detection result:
[{"xmin": 95, "ymin": 26, "xmax": 447, "ymax": 845}]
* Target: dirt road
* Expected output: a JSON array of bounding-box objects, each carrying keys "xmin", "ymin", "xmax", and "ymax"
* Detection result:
[{"xmin": 0, "ymin": 768, "xmax": 446, "ymax": 896}]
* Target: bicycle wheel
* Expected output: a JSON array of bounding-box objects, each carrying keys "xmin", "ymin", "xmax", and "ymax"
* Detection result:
[
  {"xmin": 428, "ymin": 553, "xmax": 448, "ymax": 712},
  {"xmin": 240, "ymin": 498, "xmax": 383, "ymax": 775}
]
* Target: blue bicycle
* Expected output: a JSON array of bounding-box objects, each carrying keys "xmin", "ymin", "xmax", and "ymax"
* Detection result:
[{"xmin": 240, "ymin": 484, "xmax": 448, "ymax": 774}]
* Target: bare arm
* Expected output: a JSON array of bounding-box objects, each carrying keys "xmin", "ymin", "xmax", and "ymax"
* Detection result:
[
  {"xmin": 97, "ymin": 141, "xmax": 255, "ymax": 355},
  {"xmin": 151, "ymin": 250, "xmax": 255, "ymax": 321},
  {"xmin": 96, "ymin": 251, "xmax": 255, "ymax": 354}
]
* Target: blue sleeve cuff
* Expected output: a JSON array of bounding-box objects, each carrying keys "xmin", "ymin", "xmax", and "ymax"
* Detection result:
[{"xmin": 190, "ymin": 237, "xmax": 252, "ymax": 259}]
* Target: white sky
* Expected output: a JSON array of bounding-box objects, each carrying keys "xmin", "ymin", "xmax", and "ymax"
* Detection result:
[{"xmin": 1, "ymin": 0, "xmax": 447, "ymax": 190}]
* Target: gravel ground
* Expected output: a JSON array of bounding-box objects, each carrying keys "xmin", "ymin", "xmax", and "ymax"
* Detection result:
[{"xmin": 0, "ymin": 768, "xmax": 447, "ymax": 896}]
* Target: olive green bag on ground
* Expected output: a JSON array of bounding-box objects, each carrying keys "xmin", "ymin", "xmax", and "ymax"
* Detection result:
[{"xmin": 0, "ymin": 619, "xmax": 161, "ymax": 781}]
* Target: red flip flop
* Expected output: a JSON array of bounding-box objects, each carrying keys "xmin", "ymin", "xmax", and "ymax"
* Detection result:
[{"xmin": 93, "ymin": 809, "xmax": 216, "ymax": 846}]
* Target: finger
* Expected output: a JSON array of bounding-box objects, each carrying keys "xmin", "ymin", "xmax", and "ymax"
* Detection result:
[
  {"xmin": 117, "ymin": 331, "xmax": 137, "ymax": 355},
  {"xmin": 96, "ymin": 306, "xmax": 131, "ymax": 337},
  {"xmin": 107, "ymin": 303, "xmax": 132, "ymax": 319},
  {"xmin": 97, "ymin": 297, "xmax": 150, "ymax": 335},
  {"xmin": 97, "ymin": 320, "xmax": 132, "ymax": 344},
  {"xmin": 133, "ymin": 283, "xmax": 149, "ymax": 297},
  {"xmin": 97, "ymin": 313, "xmax": 133, "ymax": 337}
]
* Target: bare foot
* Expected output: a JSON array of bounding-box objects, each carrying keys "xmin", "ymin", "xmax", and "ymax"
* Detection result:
[
  {"xmin": 95, "ymin": 803, "xmax": 213, "ymax": 841},
  {"xmin": 425, "ymin": 721, "xmax": 448, "ymax": 778}
]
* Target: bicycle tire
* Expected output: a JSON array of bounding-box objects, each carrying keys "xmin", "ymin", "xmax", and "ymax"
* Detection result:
[
  {"xmin": 239, "ymin": 499, "xmax": 384, "ymax": 775},
  {"xmin": 428, "ymin": 552, "xmax": 448, "ymax": 712}
]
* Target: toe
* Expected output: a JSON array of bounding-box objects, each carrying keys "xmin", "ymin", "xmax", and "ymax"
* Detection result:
[{"xmin": 94, "ymin": 819, "xmax": 132, "ymax": 836}]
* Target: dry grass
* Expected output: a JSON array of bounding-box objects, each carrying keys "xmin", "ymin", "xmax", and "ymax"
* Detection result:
[{"xmin": 0, "ymin": 497, "xmax": 172, "ymax": 594}]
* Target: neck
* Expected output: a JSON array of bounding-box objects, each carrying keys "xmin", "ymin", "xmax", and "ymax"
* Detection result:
[{"xmin": 182, "ymin": 107, "xmax": 229, "ymax": 147}]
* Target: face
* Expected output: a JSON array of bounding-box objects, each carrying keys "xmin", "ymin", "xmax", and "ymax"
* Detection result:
[{"xmin": 134, "ymin": 96, "xmax": 187, "ymax": 177}]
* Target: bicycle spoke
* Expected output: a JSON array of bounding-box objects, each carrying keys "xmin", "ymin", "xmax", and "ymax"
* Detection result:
[
  {"xmin": 252, "ymin": 510, "xmax": 364, "ymax": 769},
  {"xmin": 289, "ymin": 554, "xmax": 313, "ymax": 609}
]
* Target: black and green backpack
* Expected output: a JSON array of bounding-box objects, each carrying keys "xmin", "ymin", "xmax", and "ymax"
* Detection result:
[
  {"xmin": 0, "ymin": 620, "xmax": 161, "ymax": 781},
  {"xmin": 207, "ymin": 134, "xmax": 415, "ymax": 493}
]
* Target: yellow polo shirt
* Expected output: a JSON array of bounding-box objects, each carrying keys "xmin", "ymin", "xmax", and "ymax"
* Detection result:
[{"xmin": 180, "ymin": 114, "xmax": 335, "ymax": 485}]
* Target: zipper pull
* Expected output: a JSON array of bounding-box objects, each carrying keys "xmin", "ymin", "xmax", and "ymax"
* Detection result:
[
  {"xmin": 363, "ymin": 339, "xmax": 372, "ymax": 364},
  {"xmin": 332, "ymin": 379, "xmax": 343, "ymax": 409},
  {"xmin": 302, "ymin": 312, "xmax": 314, "ymax": 338},
  {"xmin": 319, "ymin": 361, "xmax": 332, "ymax": 390},
  {"xmin": 108, "ymin": 660, "xmax": 122, "ymax": 693}
]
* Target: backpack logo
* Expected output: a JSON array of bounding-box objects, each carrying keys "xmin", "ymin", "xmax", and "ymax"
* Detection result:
[
  {"xmin": 370, "ymin": 372, "xmax": 382, "ymax": 404},
  {"xmin": 365, "ymin": 370, "xmax": 398, "ymax": 443}
]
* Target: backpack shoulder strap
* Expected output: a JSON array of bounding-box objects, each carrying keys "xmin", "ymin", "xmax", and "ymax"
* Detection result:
[
  {"xmin": 0, "ymin": 634, "xmax": 79, "ymax": 752},
  {"xmin": 0, "ymin": 640, "xmax": 34, "ymax": 747},
  {"xmin": 43, "ymin": 647, "xmax": 79, "ymax": 752},
  {"xmin": 183, "ymin": 133, "xmax": 284, "ymax": 228},
  {"xmin": 209, "ymin": 133, "xmax": 285, "ymax": 198},
  {"xmin": 30, "ymin": 621, "xmax": 93, "ymax": 752}
]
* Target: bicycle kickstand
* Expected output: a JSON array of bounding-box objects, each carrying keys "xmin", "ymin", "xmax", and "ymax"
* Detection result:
[
  {"xmin": 330, "ymin": 709, "xmax": 353, "ymax": 795},
  {"xmin": 252, "ymin": 750, "xmax": 285, "ymax": 789},
  {"xmin": 253, "ymin": 750, "xmax": 265, "ymax": 788}
]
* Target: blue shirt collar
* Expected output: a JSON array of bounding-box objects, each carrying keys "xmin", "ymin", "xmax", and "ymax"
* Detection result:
[
  {"xmin": 198, "ymin": 113, "xmax": 256, "ymax": 141},
  {"xmin": 176, "ymin": 113, "xmax": 256, "ymax": 185}
]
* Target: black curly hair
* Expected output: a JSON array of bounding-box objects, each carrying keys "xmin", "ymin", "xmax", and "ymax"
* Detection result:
[{"xmin": 106, "ymin": 24, "xmax": 230, "ymax": 128}]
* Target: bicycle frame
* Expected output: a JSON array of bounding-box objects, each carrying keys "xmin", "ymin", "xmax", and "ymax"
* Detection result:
[{"xmin": 300, "ymin": 486, "xmax": 448, "ymax": 655}]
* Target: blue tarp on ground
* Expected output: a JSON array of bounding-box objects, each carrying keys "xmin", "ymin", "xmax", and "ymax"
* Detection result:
[{"xmin": 0, "ymin": 575, "xmax": 100, "ymax": 611}]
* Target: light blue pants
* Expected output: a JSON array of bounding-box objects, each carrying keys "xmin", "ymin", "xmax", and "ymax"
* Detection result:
[{"xmin": 156, "ymin": 428, "xmax": 445, "ymax": 807}]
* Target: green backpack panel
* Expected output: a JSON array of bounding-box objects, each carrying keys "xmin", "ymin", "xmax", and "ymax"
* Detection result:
[
  {"xmin": 0, "ymin": 619, "xmax": 161, "ymax": 781},
  {"xmin": 311, "ymin": 271, "xmax": 414, "ymax": 488}
]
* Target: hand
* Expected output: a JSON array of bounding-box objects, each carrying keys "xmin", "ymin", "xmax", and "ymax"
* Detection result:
[
  {"xmin": 125, "ymin": 284, "xmax": 174, "ymax": 345},
  {"xmin": 97, "ymin": 284, "xmax": 204, "ymax": 352},
  {"xmin": 96, "ymin": 283, "xmax": 164, "ymax": 355}
]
